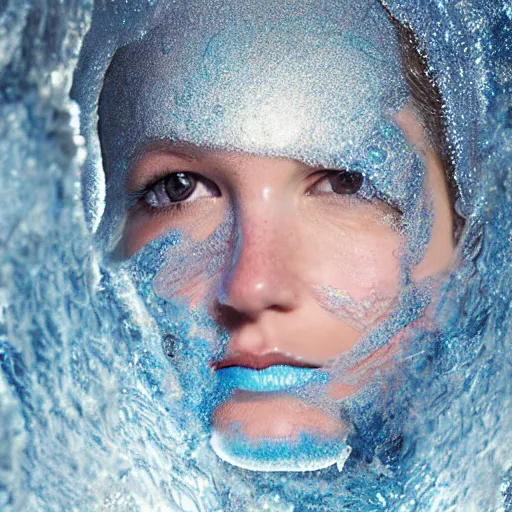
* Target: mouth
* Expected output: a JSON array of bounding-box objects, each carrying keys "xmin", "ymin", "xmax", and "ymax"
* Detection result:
[
  {"xmin": 215, "ymin": 365, "xmax": 329, "ymax": 392},
  {"xmin": 211, "ymin": 352, "xmax": 323, "ymax": 371},
  {"xmin": 212, "ymin": 352, "xmax": 328, "ymax": 393}
]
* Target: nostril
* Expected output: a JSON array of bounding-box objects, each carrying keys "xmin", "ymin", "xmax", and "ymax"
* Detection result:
[
  {"xmin": 216, "ymin": 271, "xmax": 300, "ymax": 321},
  {"xmin": 214, "ymin": 303, "xmax": 254, "ymax": 330},
  {"xmin": 268, "ymin": 302, "xmax": 295, "ymax": 314}
]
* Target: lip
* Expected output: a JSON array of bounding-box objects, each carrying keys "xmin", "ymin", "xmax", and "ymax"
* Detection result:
[
  {"xmin": 212, "ymin": 352, "xmax": 322, "ymax": 371},
  {"xmin": 215, "ymin": 365, "xmax": 329, "ymax": 393}
]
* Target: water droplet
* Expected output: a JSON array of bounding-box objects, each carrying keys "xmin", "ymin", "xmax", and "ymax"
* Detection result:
[
  {"xmin": 163, "ymin": 334, "xmax": 178, "ymax": 358},
  {"xmin": 174, "ymin": 89, "xmax": 193, "ymax": 108},
  {"xmin": 367, "ymin": 146, "xmax": 387, "ymax": 165},
  {"xmin": 212, "ymin": 104, "xmax": 224, "ymax": 118},
  {"xmin": 161, "ymin": 41, "xmax": 172, "ymax": 55}
]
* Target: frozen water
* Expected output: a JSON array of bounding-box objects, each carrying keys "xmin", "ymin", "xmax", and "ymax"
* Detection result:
[{"xmin": 0, "ymin": 0, "xmax": 511, "ymax": 510}]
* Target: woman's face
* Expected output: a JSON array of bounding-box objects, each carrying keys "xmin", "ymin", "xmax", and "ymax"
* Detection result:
[
  {"xmin": 97, "ymin": 4, "xmax": 456, "ymax": 469},
  {"xmin": 118, "ymin": 106, "xmax": 454, "ymax": 457}
]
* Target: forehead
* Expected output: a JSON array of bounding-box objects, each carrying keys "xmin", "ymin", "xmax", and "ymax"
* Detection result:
[{"xmin": 99, "ymin": 1, "xmax": 408, "ymax": 173}]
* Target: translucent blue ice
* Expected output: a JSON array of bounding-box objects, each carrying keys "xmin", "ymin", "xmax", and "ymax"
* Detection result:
[{"xmin": 0, "ymin": 0, "xmax": 510, "ymax": 510}]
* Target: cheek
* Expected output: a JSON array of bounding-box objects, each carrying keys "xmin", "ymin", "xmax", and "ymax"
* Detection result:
[
  {"xmin": 123, "ymin": 200, "xmax": 226, "ymax": 258},
  {"xmin": 151, "ymin": 221, "xmax": 234, "ymax": 306},
  {"xmin": 123, "ymin": 213, "xmax": 169, "ymax": 256},
  {"xmin": 303, "ymin": 209, "xmax": 403, "ymax": 300}
]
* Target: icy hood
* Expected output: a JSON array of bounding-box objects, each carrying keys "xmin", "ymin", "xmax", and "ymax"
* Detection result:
[{"xmin": 0, "ymin": 0, "xmax": 510, "ymax": 510}]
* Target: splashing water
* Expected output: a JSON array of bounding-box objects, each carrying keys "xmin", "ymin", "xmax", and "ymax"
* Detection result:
[{"xmin": 0, "ymin": 1, "xmax": 511, "ymax": 511}]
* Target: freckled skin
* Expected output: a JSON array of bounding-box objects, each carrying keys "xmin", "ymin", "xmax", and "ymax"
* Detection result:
[{"xmin": 121, "ymin": 107, "xmax": 455, "ymax": 444}]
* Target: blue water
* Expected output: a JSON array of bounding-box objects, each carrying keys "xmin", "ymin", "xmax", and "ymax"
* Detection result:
[{"xmin": 0, "ymin": 1, "xmax": 511, "ymax": 510}]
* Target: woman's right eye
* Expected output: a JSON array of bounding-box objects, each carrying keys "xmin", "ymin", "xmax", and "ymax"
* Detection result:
[{"xmin": 143, "ymin": 172, "xmax": 220, "ymax": 209}]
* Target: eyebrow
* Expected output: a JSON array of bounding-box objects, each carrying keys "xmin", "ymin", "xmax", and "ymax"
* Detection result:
[
  {"xmin": 133, "ymin": 139, "xmax": 202, "ymax": 163},
  {"xmin": 126, "ymin": 140, "xmax": 203, "ymax": 193}
]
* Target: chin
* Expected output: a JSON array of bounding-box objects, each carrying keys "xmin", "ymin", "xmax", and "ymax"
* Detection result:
[
  {"xmin": 209, "ymin": 393, "xmax": 351, "ymax": 472},
  {"xmin": 210, "ymin": 428, "xmax": 351, "ymax": 472}
]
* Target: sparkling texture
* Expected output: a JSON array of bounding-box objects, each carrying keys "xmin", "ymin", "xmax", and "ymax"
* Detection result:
[
  {"xmin": 0, "ymin": 0, "xmax": 510, "ymax": 511},
  {"xmin": 93, "ymin": 0, "xmax": 415, "ymax": 249}
]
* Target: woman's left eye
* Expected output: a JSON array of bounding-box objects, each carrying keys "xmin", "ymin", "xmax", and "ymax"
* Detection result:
[
  {"xmin": 142, "ymin": 172, "xmax": 220, "ymax": 208},
  {"xmin": 311, "ymin": 169, "xmax": 365, "ymax": 195}
]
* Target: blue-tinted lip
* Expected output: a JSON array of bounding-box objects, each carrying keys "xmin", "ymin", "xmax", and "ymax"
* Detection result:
[{"xmin": 215, "ymin": 365, "xmax": 329, "ymax": 392}]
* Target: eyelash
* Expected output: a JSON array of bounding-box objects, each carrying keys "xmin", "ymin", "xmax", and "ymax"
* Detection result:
[
  {"xmin": 129, "ymin": 172, "xmax": 197, "ymax": 215},
  {"xmin": 309, "ymin": 170, "xmax": 382, "ymax": 202},
  {"xmin": 131, "ymin": 169, "xmax": 400, "ymax": 216}
]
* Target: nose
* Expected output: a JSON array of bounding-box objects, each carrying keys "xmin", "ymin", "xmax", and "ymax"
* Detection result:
[{"xmin": 217, "ymin": 209, "xmax": 300, "ymax": 320}]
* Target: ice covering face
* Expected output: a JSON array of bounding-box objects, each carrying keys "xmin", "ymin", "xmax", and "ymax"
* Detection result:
[
  {"xmin": 0, "ymin": 0, "xmax": 509, "ymax": 509},
  {"xmin": 93, "ymin": 0, "xmax": 445, "ymax": 472},
  {"xmin": 96, "ymin": 0, "xmax": 412, "ymax": 249}
]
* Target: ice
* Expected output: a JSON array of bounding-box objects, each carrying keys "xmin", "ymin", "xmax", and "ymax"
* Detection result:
[{"xmin": 0, "ymin": 0, "xmax": 510, "ymax": 510}]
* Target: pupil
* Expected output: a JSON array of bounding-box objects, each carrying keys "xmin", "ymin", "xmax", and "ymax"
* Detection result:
[
  {"xmin": 165, "ymin": 172, "xmax": 196, "ymax": 202},
  {"xmin": 329, "ymin": 170, "xmax": 364, "ymax": 194}
]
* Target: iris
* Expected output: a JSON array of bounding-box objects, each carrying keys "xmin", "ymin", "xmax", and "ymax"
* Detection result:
[{"xmin": 327, "ymin": 170, "xmax": 364, "ymax": 195}]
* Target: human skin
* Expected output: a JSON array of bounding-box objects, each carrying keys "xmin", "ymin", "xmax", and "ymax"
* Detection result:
[{"xmin": 119, "ymin": 105, "xmax": 455, "ymax": 441}]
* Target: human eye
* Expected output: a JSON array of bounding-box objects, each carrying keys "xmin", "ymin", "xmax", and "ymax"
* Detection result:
[
  {"xmin": 141, "ymin": 172, "xmax": 220, "ymax": 210},
  {"xmin": 308, "ymin": 169, "xmax": 402, "ymax": 217},
  {"xmin": 309, "ymin": 169, "xmax": 365, "ymax": 196}
]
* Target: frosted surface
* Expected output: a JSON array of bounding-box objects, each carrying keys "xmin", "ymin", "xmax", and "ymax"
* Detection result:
[{"xmin": 0, "ymin": 0, "xmax": 511, "ymax": 510}]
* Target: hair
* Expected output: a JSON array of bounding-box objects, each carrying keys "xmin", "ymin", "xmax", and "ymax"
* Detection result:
[{"xmin": 393, "ymin": 19, "xmax": 465, "ymax": 239}]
